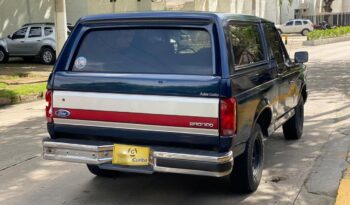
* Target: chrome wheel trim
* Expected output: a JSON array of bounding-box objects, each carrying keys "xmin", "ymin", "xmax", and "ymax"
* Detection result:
[{"xmin": 43, "ymin": 51, "xmax": 52, "ymax": 63}]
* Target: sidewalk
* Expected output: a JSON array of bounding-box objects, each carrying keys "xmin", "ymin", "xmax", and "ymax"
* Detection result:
[{"xmin": 292, "ymin": 40, "xmax": 350, "ymax": 205}]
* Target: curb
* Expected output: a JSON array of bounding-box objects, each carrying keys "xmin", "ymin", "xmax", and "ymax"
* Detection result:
[
  {"xmin": 303, "ymin": 35, "xmax": 350, "ymax": 46},
  {"xmin": 334, "ymin": 155, "xmax": 350, "ymax": 205}
]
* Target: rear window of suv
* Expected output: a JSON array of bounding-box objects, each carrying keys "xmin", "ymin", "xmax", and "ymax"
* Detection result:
[{"xmin": 71, "ymin": 28, "xmax": 214, "ymax": 75}]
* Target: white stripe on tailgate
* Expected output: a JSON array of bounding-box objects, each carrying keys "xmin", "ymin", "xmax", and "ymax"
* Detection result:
[
  {"xmin": 54, "ymin": 118, "xmax": 219, "ymax": 136},
  {"xmin": 53, "ymin": 91, "xmax": 219, "ymax": 118}
]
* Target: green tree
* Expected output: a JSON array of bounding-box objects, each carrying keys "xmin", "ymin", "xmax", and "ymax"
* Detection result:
[{"xmin": 323, "ymin": 0, "xmax": 335, "ymax": 13}]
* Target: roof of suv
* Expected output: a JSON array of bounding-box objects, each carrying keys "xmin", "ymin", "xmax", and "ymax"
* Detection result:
[
  {"xmin": 22, "ymin": 22, "xmax": 73, "ymax": 27},
  {"xmin": 290, "ymin": 19, "xmax": 311, "ymax": 21},
  {"xmin": 22, "ymin": 22, "xmax": 55, "ymax": 27},
  {"xmin": 79, "ymin": 11, "xmax": 272, "ymax": 24}
]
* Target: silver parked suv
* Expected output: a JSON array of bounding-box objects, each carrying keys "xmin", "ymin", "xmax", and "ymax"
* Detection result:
[{"xmin": 0, "ymin": 23, "xmax": 71, "ymax": 64}]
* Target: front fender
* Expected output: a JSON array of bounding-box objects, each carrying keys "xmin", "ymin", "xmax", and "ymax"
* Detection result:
[{"xmin": 0, "ymin": 39, "xmax": 8, "ymax": 52}]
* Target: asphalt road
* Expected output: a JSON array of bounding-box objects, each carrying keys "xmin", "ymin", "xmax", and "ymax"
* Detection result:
[{"xmin": 0, "ymin": 40, "xmax": 349, "ymax": 205}]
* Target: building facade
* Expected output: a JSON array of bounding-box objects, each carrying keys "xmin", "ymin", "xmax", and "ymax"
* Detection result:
[{"xmin": 0, "ymin": 0, "xmax": 349, "ymax": 38}]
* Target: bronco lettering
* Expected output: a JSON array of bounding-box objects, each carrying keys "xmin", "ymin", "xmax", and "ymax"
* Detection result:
[{"xmin": 189, "ymin": 122, "xmax": 214, "ymax": 128}]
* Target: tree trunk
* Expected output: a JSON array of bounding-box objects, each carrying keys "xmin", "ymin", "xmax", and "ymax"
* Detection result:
[
  {"xmin": 323, "ymin": 0, "xmax": 334, "ymax": 13},
  {"xmin": 323, "ymin": 0, "xmax": 334, "ymax": 23}
]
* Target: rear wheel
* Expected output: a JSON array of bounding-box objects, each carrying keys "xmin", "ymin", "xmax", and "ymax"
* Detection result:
[
  {"xmin": 0, "ymin": 47, "xmax": 9, "ymax": 63},
  {"xmin": 283, "ymin": 97, "xmax": 304, "ymax": 140},
  {"xmin": 301, "ymin": 29, "xmax": 310, "ymax": 36},
  {"xmin": 87, "ymin": 164, "xmax": 119, "ymax": 177},
  {"xmin": 40, "ymin": 47, "xmax": 56, "ymax": 65},
  {"xmin": 230, "ymin": 124, "xmax": 264, "ymax": 193}
]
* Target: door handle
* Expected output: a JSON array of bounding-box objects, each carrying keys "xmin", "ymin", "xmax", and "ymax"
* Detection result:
[
  {"xmin": 20, "ymin": 41, "xmax": 24, "ymax": 43},
  {"xmin": 37, "ymin": 40, "xmax": 41, "ymax": 42}
]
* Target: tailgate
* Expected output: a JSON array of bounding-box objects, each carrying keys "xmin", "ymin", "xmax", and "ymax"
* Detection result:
[
  {"xmin": 53, "ymin": 87, "xmax": 219, "ymax": 136},
  {"xmin": 51, "ymin": 74, "xmax": 221, "ymax": 148}
]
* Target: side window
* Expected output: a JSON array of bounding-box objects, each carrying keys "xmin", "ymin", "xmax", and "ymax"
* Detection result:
[
  {"xmin": 229, "ymin": 23, "xmax": 265, "ymax": 67},
  {"xmin": 29, "ymin": 27, "xmax": 42, "ymax": 38},
  {"xmin": 295, "ymin": 21, "xmax": 302, "ymax": 26},
  {"xmin": 285, "ymin": 21, "xmax": 294, "ymax": 26},
  {"xmin": 44, "ymin": 27, "xmax": 53, "ymax": 36},
  {"xmin": 12, "ymin": 27, "xmax": 28, "ymax": 39},
  {"xmin": 303, "ymin": 21, "xmax": 308, "ymax": 25},
  {"xmin": 263, "ymin": 23, "xmax": 288, "ymax": 65}
]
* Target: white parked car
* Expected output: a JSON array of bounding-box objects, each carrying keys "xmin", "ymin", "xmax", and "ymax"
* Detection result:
[{"xmin": 276, "ymin": 19, "xmax": 314, "ymax": 36}]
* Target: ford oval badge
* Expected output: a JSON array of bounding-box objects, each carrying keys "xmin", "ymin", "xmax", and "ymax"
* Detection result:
[{"xmin": 55, "ymin": 109, "xmax": 71, "ymax": 118}]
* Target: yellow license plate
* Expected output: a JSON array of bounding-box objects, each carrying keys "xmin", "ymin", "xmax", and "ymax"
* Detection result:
[{"xmin": 112, "ymin": 144, "xmax": 150, "ymax": 166}]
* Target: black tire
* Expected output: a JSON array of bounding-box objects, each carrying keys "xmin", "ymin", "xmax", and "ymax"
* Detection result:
[
  {"xmin": 0, "ymin": 47, "xmax": 9, "ymax": 63},
  {"xmin": 87, "ymin": 164, "xmax": 118, "ymax": 177},
  {"xmin": 301, "ymin": 29, "xmax": 310, "ymax": 36},
  {"xmin": 230, "ymin": 124, "xmax": 264, "ymax": 193},
  {"xmin": 40, "ymin": 47, "xmax": 56, "ymax": 65},
  {"xmin": 283, "ymin": 97, "xmax": 304, "ymax": 140}
]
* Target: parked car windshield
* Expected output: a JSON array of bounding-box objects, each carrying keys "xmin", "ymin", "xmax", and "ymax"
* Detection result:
[
  {"xmin": 12, "ymin": 27, "xmax": 27, "ymax": 39},
  {"xmin": 285, "ymin": 21, "xmax": 293, "ymax": 26},
  {"xmin": 71, "ymin": 28, "xmax": 214, "ymax": 75}
]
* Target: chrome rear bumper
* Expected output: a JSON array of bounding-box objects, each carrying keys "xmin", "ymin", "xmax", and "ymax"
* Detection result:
[{"xmin": 43, "ymin": 138, "xmax": 233, "ymax": 177}]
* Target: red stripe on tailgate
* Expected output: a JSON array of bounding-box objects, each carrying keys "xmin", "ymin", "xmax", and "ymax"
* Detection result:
[{"xmin": 53, "ymin": 108, "xmax": 218, "ymax": 129}]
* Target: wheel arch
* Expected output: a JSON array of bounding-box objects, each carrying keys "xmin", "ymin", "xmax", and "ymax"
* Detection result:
[
  {"xmin": 300, "ymin": 84, "xmax": 308, "ymax": 103},
  {"xmin": 0, "ymin": 40, "xmax": 8, "ymax": 52},
  {"xmin": 301, "ymin": 28, "xmax": 310, "ymax": 35},
  {"xmin": 40, "ymin": 45, "xmax": 55, "ymax": 52},
  {"xmin": 253, "ymin": 99, "xmax": 273, "ymax": 138},
  {"xmin": 0, "ymin": 45, "xmax": 8, "ymax": 53}
]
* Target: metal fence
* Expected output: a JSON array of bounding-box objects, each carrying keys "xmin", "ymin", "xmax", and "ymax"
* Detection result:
[{"xmin": 303, "ymin": 12, "xmax": 350, "ymax": 26}]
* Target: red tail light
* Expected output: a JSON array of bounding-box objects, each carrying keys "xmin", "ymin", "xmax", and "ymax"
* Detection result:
[
  {"xmin": 45, "ymin": 90, "xmax": 53, "ymax": 123},
  {"xmin": 220, "ymin": 97, "xmax": 236, "ymax": 136}
]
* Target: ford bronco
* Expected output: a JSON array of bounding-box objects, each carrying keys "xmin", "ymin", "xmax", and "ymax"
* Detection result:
[{"xmin": 42, "ymin": 12, "xmax": 308, "ymax": 193}]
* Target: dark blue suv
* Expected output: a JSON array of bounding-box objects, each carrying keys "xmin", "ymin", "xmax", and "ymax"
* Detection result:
[{"xmin": 43, "ymin": 12, "xmax": 308, "ymax": 193}]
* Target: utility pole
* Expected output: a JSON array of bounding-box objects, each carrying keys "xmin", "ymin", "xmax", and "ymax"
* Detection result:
[{"xmin": 54, "ymin": 0, "xmax": 68, "ymax": 56}]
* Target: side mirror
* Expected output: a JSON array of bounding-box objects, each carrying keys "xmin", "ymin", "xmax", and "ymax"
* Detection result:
[
  {"xmin": 294, "ymin": 51, "xmax": 308, "ymax": 63},
  {"xmin": 7, "ymin": 34, "xmax": 12, "ymax": 39}
]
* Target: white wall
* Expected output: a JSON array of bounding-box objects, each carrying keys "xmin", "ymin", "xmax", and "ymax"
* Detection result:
[
  {"xmin": 66, "ymin": 0, "xmax": 88, "ymax": 23},
  {"xmin": 0, "ymin": 0, "xmax": 85, "ymax": 38},
  {"xmin": 2, "ymin": 0, "xmax": 349, "ymax": 38},
  {"xmin": 0, "ymin": 0, "xmax": 54, "ymax": 38},
  {"xmin": 343, "ymin": 0, "xmax": 350, "ymax": 12}
]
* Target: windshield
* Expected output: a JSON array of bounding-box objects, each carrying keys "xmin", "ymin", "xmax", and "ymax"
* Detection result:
[{"xmin": 71, "ymin": 28, "xmax": 214, "ymax": 75}]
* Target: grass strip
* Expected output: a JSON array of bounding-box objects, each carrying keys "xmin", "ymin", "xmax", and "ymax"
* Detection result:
[{"xmin": 0, "ymin": 82, "xmax": 46, "ymax": 104}]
